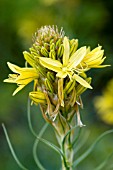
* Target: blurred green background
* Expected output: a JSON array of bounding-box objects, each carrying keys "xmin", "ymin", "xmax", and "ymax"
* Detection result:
[{"xmin": 0, "ymin": 0, "xmax": 113, "ymax": 169}]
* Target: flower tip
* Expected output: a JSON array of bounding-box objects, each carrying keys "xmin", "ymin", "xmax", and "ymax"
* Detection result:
[{"xmin": 7, "ymin": 62, "xmax": 10, "ymax": 66}]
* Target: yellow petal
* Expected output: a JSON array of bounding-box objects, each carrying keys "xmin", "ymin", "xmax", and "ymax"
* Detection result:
[
  {"xmin": 23, "ymin": 51, "xmax": 35, "ymax": 67},
  {"xmin": 4, "ymin": 74, "xmax": 18, "ymax": 83},
  {"xmin": 73, "ymin": 74, "xmax": 92, "ymax": 89},
  {"xmin": 7, "ymin": 62, "xmax": 21, "ymax": 73},
  {"xmin": 16, "ymin": 68, "xmax": 38, "ymax": 84},
  {"xmin": 13, "ymin": 85, "xmax": 25, "ymax": 96},
  {"xmin": 63, "ymin": 36, "xmax": 70, "ymax": 66},
  {"xmin": 56, "ymin": 71, "xmax": 67, "ymax": 78},
  {"xmin": 39, "ymin": 57, "xmax": 62, "ymax": 72},
  {"xmin": 68, "ymin": 46, "xmax": 86, "ymax": 69}
]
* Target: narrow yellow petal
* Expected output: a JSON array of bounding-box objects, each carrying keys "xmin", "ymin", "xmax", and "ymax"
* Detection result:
[
  {"xmin": 63, "ymin": 36, "xmax": 70, "ymax": 66},
  {"xmin": 4, "ymin": 74, "xmax": 18, "ymax": 83},
  {"xmin": 39, "ymin": 57, "xmax": 62, "ymax": 72},
  {"xmin": 68, "ymin": 46, "xmax": 86, "ymax": 69},
  {"xmin": 7, "ymin": 62, "xmax": 21, "ymax": 73},
  {"xmin": 73, "ymin": 74, "xmax": 92, "ymax": 89},
  {"xmin": 13, "ymin": 85, "xmax": 25, "ymax": 96},
  {"xmin": 56, "ymin": 71, "xmax": 67, "ymax": 78},
  {"xmin": 16, "ymin": 69, "xmax": 38, "ymax": 84},
  {"xmin": 23, "ymin": 51, "xmax": 35, "ymax": 67}
]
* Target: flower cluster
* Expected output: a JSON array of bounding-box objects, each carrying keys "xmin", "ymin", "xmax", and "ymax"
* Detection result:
[{"xmin": 4, "ymin": 25, "xmax": 109, "ymax": 128}]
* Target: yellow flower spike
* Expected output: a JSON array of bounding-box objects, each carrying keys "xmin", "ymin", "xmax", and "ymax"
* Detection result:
[
  {"xmin": 4, "ymin": 62, "xmax": 39, "ymax": 95},
  {"xmin": 39, "ymin": 36, "xmax": 92, "ymax": 89}
]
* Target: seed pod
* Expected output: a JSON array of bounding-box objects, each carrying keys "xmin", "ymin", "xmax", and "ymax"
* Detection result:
[
  {"xmin": 50, "ymin": 39, "xmax": 54, "ymax": 44},
  {"xmin": 41, "ymin": 47, "xmax": 49, "ymax": 57},
  {"xmin": 49, "ymin": 50, "xmax": 56, "ymax": 59},
  {"xmin": 70, "ymin": 39, "xmax": 78, "ymax": 56},
  {"xmin": 29, "ymin": 91, "xmax": 46, "ymax": 105},
  {"xmin": 35, "ymin": 64, "xmax": 46, "ymax": 77},
  {"xmin": 69, "ymin": 39, "xmax": 75, "ymax": 46},
  {"xmin": 50, "ymin": 43, "xmax": 56, "ymax": 51},
  {"xmin": 47, "ymin": 72, "xmax": 55, "ymax": 82},
  {"xmin": 76, "ymin": 77, "xmax": 92, "ymax": 96},
  {"xmin": 56, "ymin": 38, "xmax": 62, "ymax": 48},
  {"xmin": 57, "ymin": 44, "xmax": 64, "ymax": 58},
  {"xmin": 79, "ymin": 72, "xmax": 87, "ymax": 79},
  {"xmin": 64, "ymin": 79, "xmax": 76, "ymax": 95},
  {"xmin": 66, "ymin": 79, "xmax": 76, "ymax": 94},
  {"xmin": 45, "ymin": 78, "xmax": 54, "ymax": 93},
  {"xmin": 44, "ymin": 43, "xmax": 49, "ymax": 50},
  {"xmin": 33, "ymin": 44, "xmax": 41, "ymax": 52},
  {"xmin": 68, "ymin": 87, "xmax": 76, "ymax": 107},
  {"xmin": 23, "ymin": 51, "xmax": 35, "ymax": 67}
]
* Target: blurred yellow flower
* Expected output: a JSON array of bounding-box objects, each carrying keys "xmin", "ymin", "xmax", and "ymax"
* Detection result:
[
  {"xmin": 94, "ymin": 79, "xmax": 113, "ymax": 125},
  {"xmin": 4, "ymin": 62, "xmax": 38, "ymax": 95}
]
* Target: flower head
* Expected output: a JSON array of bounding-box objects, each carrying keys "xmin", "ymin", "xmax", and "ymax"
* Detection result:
[
  {"xmin": 4, "ymin": 25, "xmax": 109, "ymax": 127},
  {"xmin": 39, "ymin": 36, "xmax": 92, "ymax": 89}
]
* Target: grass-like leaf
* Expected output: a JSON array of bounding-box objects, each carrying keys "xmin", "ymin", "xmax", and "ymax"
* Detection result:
[
  {"xmin": 27, "ymin": 99, "xmax": 65, "ymax": 165},
  {"xmin": 33, "ymin": 123, "xmax": 48, "ymax": 170},
  {"xmin": 61, "ymin": 125, "xmax": 79, "ymax": 153},
  {"xmin": 73, "ymin": 129, "xmax": 113, "ymax": 168},
  {"xmin": 94, "ymin": 152, "xmax": 113, "ymax": 170},
  {"xmin": 74, "ymin": 130, "xmax": 90, "ymax": 154},
  {"xmin": 2, "ymin": 123, "xmax": 29, "ymax": 170}
]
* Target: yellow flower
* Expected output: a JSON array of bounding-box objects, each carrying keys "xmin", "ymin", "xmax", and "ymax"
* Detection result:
[
  {"xmin": 4, "ymin": 62, "xmax": 38, "ymax": 95},
  {"xmin": 80, "ymin": 46, "xmax": 110, "ymax": 69},
  {"xmin": 94, "ymin": 79, "xmax": 113, "ymax": 125},
  {"xmin": 39, "ymin": 36, "xmax": 92, "ymax": 89}
]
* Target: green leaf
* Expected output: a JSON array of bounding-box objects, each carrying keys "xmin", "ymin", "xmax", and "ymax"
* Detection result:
[
  {"xmin": 33, "ymin": 123, "xmax": 48, "ymax": 170},
  {"xmin": 73, "ymin": 129, "xmax": 113, "ymax": 168},
  {"xmin": 2, "ymin": 124, "xmax": 29, "ymax": 170},
  {"xmin": 94, "ymin": 152, "xmax": 113, "ymax": 170},
  {"xmin": 27, "ymin": 99, "xmax": 64, "ymax": 158}
]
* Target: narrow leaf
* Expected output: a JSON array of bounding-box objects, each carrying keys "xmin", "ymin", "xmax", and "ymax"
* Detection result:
[
  {"xmin": 94, "ymin": 152, "xmax": 113, "ymax": 170},
  {"xmin": 73, "ymin": 129, "xmax": 113, "ymax": 167},
  {"xmin": 2, "ymin": 124, "xmax": 29, "ymax": 170},
  {"xmin": 27, "ymin": 99, "xmax": 64, "ymax": 157},
  {"xmin": 33, "ymin": 123, "xmax": 48, "ymax": 170}
]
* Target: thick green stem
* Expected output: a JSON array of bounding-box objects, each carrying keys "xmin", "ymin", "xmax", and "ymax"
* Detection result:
[{"xmin": 61, "ymin": 145, "xmax": 74, "ymax": 170}]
